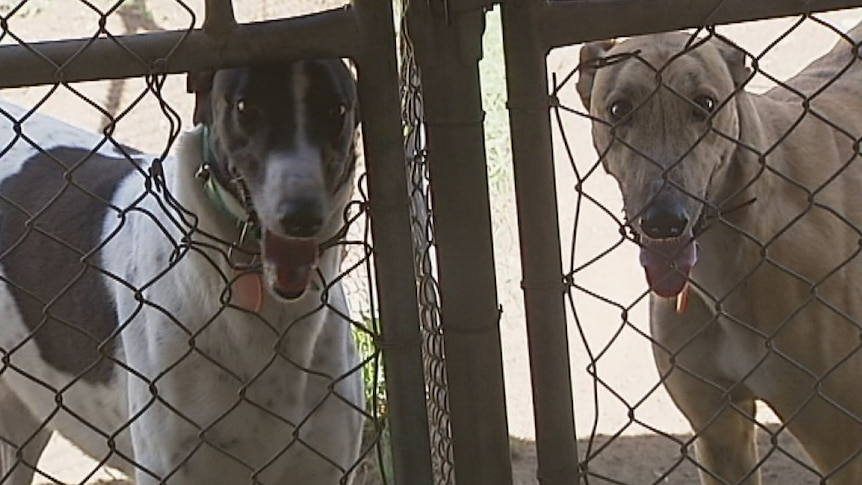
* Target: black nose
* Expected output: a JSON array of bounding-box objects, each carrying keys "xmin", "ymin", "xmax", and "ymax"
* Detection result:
[
  {"xmin": 639, "ymin": 205, "xmax": 689, "ymax": 239},
  {"xmin": 279, "ymin": 201, "xmax": 324, "ymax": 238}
]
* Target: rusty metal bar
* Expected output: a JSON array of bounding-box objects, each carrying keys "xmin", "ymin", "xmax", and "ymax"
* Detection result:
[
  {"xmin": 203, "ymin": 0, "xmax": 237, "ymax": 36},
  {"xmin": 541, "ymin": 0, "xmax": 862, "ymax": 49},
  {"xmin": 351, "ymin": 1, "xmax": 435, "ymax": 484},
  {"xmin": 500, "ymin": 1, "xmax": 580, "ymax": 484},
  {"xmin": 0, "ymin": 6, "xmax": 356, "ymax": 89},
  {"xmin": 406, "ymin": 2, "xmax": 514, "ymax": 484}
]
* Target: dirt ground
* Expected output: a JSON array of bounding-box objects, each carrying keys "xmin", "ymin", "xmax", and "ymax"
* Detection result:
[
  {"xmin": 511, "ymin": 429, "xmax": 822, "ymax": 484},
  {"xmin": 4, "ymin": 0, "xmax": 862, "ymax": 484}
]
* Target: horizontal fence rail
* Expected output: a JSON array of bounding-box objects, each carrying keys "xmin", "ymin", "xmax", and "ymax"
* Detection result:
[
  {"xmin": 0, "ymin": 7, "xmax": 358, "ymax": 89},
  {"xmin": 541, "ymin": 0, "xmax": 862, "ymax": 48}
]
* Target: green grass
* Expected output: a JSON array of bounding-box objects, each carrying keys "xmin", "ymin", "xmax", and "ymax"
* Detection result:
[
  {"xmin": 354, "ymin": 323, "xmax": 388, "ymax": 417},
  {"xmin": 353, "ymin": 322, "xmax": 393, "ymax": 483}
]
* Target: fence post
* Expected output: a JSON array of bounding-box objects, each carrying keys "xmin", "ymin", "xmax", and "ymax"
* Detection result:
[
  {"xmin": 406, "ymin": 2, "xmax": 515, "ymax": 484},
  {"xmin": 203, "ymin": 0, "xmax": 237, "ymax": 36},
  {"xmin": 500, "ymin": 0, "xmax": 581, "ymax": 484},
  {"xmin": 352, "ymin": 1, "xmax": 436, "ymax": 485}
]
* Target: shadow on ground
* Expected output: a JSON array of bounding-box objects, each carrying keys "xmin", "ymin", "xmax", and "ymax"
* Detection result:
[
  {"xmin": 511, "ymin": 426, "xmax": 820, "ymax": 485},
  {"xmin": 48, "ymin": 428, "xmax": 820, "ymax": 485}
]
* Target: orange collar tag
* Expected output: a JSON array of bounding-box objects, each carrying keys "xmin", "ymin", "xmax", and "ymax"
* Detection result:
[
  {"xmin": 676, "ymin": 284, "xmax": 690, "ymax": 314},
  {"xmin": 233, "ymin": 272, "xmax": 264, "ymax": 313}
]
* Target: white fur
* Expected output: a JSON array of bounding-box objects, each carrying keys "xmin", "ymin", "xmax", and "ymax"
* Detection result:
[{"xmin": 0, "ymin": 100, "xmax": 363, "ymax": 484}]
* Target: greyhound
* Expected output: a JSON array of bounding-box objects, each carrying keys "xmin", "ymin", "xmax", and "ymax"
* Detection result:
[
  {"xmin": 579, "ymin": 24, "xmax": 862, "ymax": 484},
  {"xmin": 0, "ymin": 60, "xmax": 363, "ymax": 484}
]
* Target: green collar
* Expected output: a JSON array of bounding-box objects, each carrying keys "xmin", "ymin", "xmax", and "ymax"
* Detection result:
[{"xmin": 196, "ymin": 127, "xmax": 261, "ymax": 241}]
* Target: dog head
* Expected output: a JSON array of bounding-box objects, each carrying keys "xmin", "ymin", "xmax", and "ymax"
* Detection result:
[
  {"xmin": 577, "ymin": 33, "xmax": 750, "ymax": 297},
  {"xmin": 187, "ymin": 60, "xmax": 359, "ymax": 300}
]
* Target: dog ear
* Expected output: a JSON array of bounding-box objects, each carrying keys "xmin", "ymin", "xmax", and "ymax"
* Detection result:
[
  {"xmin": 340, "ymin": 59, "xmax": 361, "ymax": 128},
  {"xmin": 716, "ymin": 42, "xmax": 751, "ymax": 88},
  {"xmin": 186, "ymin": 71, "xmax": 215, "ymax": 126},
  {"xmin": 577, "ymin": 40, "xmax": 616, "ymax": 111}
]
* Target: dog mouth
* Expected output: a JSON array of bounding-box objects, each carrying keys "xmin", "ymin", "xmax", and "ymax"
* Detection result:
[
  {"xmin": 261, "ymin": 230, "xmax": 319, "ymax": 300},
  {"xmin": 638, "ymin": 231, "xmax": 699, "ymax": 298}
]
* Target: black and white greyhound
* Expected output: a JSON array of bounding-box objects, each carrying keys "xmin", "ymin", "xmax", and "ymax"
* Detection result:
[{"xmin": 0, "ymin": 60, "xmax": 363, "ymax": 484}]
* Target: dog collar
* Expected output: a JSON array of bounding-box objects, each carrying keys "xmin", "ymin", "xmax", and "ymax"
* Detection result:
[
  {"xmin": 196, "ymin": 126, "xmax": 261, "ymax": 241},
  {"xmin": 196, "ymin": 128, "xmax": 264, "ymax": 312}
]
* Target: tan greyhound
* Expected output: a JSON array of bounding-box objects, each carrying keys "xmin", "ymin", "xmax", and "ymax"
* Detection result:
[{"xmin": 578, "ymin": 24, "xmax": 862, "ymax": 484}]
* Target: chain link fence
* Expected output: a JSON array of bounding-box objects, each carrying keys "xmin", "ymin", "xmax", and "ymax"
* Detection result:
[
  {"xmin": 8, "ymin": 0, "xmax": 862, "ymax": 484},
  {"xmin": 399, "ymin": 5, "xmax": 455, "ymax": 482},
  {"xmin": 0, "ymin": 1, "xmax": 417, "ymax": 484},
  {"xmin": 539, "ymin": 5, "xmax": 862, "ymax": 484}
]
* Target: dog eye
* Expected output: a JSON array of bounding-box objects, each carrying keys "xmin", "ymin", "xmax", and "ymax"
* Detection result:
[
  {"xmin": 330, "ymin": 104, "xmax": 348, "ymax": 121},
  {"xmin": 608, "ymin": 100, "xmax": 632, "ymax": 123},
  {"xmin": 236, "ymin": 98, "xmax": 259, "ymax": 117},
  {"xmin": 692, "ymin": 95, "xmax": 716, "ymax": 120}
]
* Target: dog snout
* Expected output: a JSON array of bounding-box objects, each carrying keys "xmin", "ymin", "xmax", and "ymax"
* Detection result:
[
  {"xmin": 279, "ymin": 200, "xmax": 324, "ymax": 238},
  {"xmin": 639, "ymin": 204, "xmax": 690, "ymax": 239}
]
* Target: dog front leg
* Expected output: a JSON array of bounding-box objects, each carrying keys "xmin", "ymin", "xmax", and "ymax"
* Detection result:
[
  {"xmin": 652, "ymin": 295, "xmax": 762, "ymax": 484},
  {"xmin": 0, "ymin": 385, "xmax": 52, "ymax": 485},
  {"xmin": 691, "ymin": 400, "xmax": 761, "ymax": 485},
  {"xmin": 660, "ymin": 358, "xmax": 761, "ymax": 484}
]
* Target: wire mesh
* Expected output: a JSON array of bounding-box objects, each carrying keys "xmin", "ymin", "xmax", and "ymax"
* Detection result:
[
  {"xmin": 11, "ymin": 0, "xmax": 862, "ymax": 484},
  {"xmin": 398, "ymin": 1, "xmax": 455, "ymax": 484},
  {"xmin": 547, "ymin": 9, "xmax": 862, "ymax": 484},
  {"xmin": 0, "ymin": 1, "xmax": 389, "ymax": 484}
]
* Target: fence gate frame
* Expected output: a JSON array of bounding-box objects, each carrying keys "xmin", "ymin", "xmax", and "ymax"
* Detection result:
[
  {"xmin": 498, "ymin": 1, "xmax": 862, "ymax": 484},
  {"xmin": 0, "ymin": 1, "xmax": 434, "ymax": 484},
  {"xmin": 403, "ymin": 2, "xmax": 516, "ymax": 485}
]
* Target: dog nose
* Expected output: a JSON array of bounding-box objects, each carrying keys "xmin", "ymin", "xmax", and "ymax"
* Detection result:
[
  {"xmin": 639, "ymin": 205, "xmax": 689, "ymax": 239},
  {"xmin": 279, "ymin": 201, "xmax": 324, "ymax": 238}
]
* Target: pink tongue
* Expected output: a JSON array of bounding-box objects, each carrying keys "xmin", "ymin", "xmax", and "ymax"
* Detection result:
[
  {"xmin": 262, "ymin": 231, "xmax": 319, "ymax": 299},
  {"xmin": 639, "ymin": 238, "xmax": 698, "ymax": 298}
]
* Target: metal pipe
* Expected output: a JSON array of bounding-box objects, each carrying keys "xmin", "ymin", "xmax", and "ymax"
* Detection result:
[
  {"xmin": 406, "ymin": 2, "xmax": 514, "ymax": 484},
  {"xmin": 541, "ymin": 0, "xmax": 862, "ymax": 49},
  {"xmin": 0, "ymin": 7, "xmax": 357, "ymax": 89},
  {"xmin": 203, "ymin": 0, "xmax": 237, "ymax": 36},
  {"xmin": 351, "ymin": 1, "xmax": 435, "ymax": 484},
  {"xmin": 500, "ymin": 0, "xmax": 580, "ymax": 484}
]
